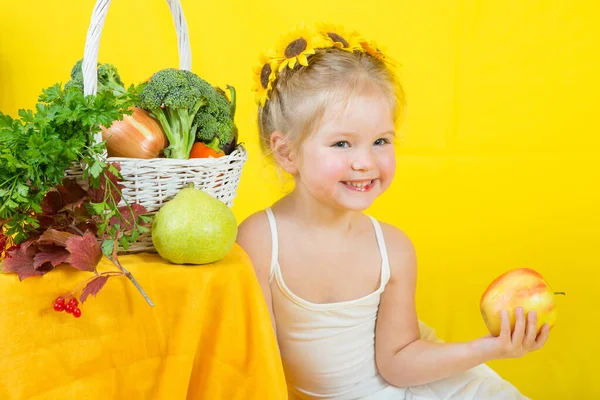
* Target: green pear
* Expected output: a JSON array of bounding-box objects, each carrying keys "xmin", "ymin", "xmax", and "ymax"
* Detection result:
[{"xmin": 151, "ymin": 184, "xmax": 238, "ymax": 264}]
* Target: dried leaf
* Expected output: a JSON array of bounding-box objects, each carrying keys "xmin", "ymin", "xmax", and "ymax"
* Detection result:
[
  {"xmin": 88, "ymin": 167, "xmax": 124, "ymax": 204},
  {"xmin": 38, "ymin": 229, "xmax": 74, "ymax": 247},
  {"xmin": 58, "ymin": 197, "xmax": 86, "ymax": 213},
  {"xmin": 2, "ymin": 240, "xmax": 41, "ymax": 280},
  {"xmin": 35, "ymin": 262, "xmax": 55, "ymax": 274},
  {"xmin": 33, "ymin": 248, "xmax": 70, "ymax": 270},
  {"xmin": 37, "ymin": 215, "xmax": 59, "ymax": 230},
  {"xmin": 80, "ymin": 275, "xmax": 109, "ymax": 303},
  {"xmin": 75, "ymin": 221, "xmax": 99, "ymax": 237},
  {"xmin": 41, "ymin": 190, "xmax": 63, "ymax": 214},
  {"xmin": 109, "ymin": 204, "xmax": 148, "ymax": 232},
  {"xmin": 66, "ymin": 231, "xmax": 102, "ymax": 272},
  {"xmin": 58, "ymin": 178, "xmax": 87, "ymax": 207},
  {"xmin": 0, "ymin": 234, "xmax": 6, "ymax": 255}
]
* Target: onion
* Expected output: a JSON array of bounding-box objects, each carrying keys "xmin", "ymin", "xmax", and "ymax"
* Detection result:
[{"xmin": 101, "ymin": 107, "xmax": 167, "ymax": 159}]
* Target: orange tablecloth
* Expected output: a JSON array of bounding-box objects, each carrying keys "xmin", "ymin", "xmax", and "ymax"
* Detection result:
[{"xmin": 0, "ymin": 244, "xmax": 286, "ymax": 400}]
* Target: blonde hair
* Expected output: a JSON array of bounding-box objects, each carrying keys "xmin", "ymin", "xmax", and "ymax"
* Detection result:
[{"xmin": 257, "ymin": 48, "xmax": 404, "ymax": 155}]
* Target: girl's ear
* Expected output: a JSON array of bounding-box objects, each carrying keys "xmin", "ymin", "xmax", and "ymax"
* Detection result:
[{"xmin": 270, "ymin": 131, "xmax": 298, "ymax": 175}]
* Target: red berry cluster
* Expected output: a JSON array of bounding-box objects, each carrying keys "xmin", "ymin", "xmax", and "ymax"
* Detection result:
[{"xmin": 53, "ymin": 296, "xmax": 82, "ymax": 318}]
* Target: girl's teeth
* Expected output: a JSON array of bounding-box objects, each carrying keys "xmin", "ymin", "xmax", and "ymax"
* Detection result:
[{"xmin": 345, "ymin": 180, "xmax": 372, "ymax": 188}]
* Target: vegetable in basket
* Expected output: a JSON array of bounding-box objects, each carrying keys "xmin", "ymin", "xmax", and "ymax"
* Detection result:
[
  {"xmin": 218, "ymin": 85, "xmax": 239, "ymax": 155},
  {"xmin": 189, "ymin": 140, "xmax": 225, "ymax": 158},
  {"xmin": 65, "ymin": 59, "xmax": 128, "ymax": 97},
  {"xmin": 101, "ymin": 107, "xmax": 168, "ymax": 159},
  {"xmin": 194, "ymin": 85, "xmax": 238, "ymax": 156},
  {"xmin": 139, "ymin": 69, "xmax": 235, "ymax": 160},
  {"xmin": 64, "ymin": 59, "xmax": 167, "ymax": 159}
]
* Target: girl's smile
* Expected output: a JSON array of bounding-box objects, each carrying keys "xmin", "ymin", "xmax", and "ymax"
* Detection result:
[{"xmin": 341, "ymin": 179, "xmax": 377, "ymax": 192}]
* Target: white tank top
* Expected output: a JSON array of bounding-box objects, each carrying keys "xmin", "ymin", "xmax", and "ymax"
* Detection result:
[{"xmin": 265, "ymin": 208, "xmax": 392, "ymax": 400}]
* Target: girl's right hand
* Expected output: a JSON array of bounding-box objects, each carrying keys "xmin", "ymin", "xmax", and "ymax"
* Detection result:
[{"xmin": 478, "ymin": 307, "xmax": 550, "ymax": 360}]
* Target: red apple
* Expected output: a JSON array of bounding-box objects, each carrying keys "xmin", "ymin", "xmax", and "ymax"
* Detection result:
[{"xmin": 480, "ymin": 268, "xmax": 564, "ymax": 336}]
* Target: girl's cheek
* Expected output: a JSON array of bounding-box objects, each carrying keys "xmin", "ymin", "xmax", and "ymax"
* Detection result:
[
  {"xmin": 386, "ymin": 155, "xmax": 396, "ymax": 172},
  {"xmin": 314, "ymin": 148, "xmax": 345, "ymax": 168},
  {"xmin": 323, "ymin": 154, "xmax": 349, "ymax": 175},
  {"xmin": 380, "ymin": 153, "xmax": 396, "ymax": 180}
]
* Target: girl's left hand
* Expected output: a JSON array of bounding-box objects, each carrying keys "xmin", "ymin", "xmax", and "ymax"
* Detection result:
[{"xmin": 479, "ymin": 307, "xmax": 550, "ymax": 360}]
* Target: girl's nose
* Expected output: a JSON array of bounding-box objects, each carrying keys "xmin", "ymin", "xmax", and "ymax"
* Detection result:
[{"xmin": 351, "ymin": 149, "xmax": 375, "ymax": 171}]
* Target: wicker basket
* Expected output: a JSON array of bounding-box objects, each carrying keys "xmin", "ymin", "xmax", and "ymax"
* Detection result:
[{"xmin": 66, "ymin": 0, "xmax": 248, "ymax": 254}]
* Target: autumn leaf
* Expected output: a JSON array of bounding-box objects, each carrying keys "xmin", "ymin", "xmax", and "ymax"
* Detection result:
[
  {"xmin": 88, "ymin": 165, "xmax": 124, "ymax": 204},
  {"xmin": 104, "ymin": 163, "xmax": 124, "ymax": 204},
  {"xmin": 33, "ymin": 248, "xmax": 70, "ymax": 270},
  {"xmin": 37, "ymin": 214, "xmax": 60, "ymax": 231},
  {"xmin": 58, "ymin": 197, "xmax": 86, "ymax": 214},
  {"xmin": 39, "ymin": 229, "xmax": 74, "ymax": 247},
  {"xmin": 74, "ymin": 221, "xmax": 99, "ymax": 237},
  {"xmin": 57, "ymin": 178, "xmax": 87, "ymax": 206},
  {"xmin": 80, "ymin": 275, "xmax": 109, "ymax": 303},
  {"xmin": 0, "ymin": 234, "xmax": 6, "ymax": 255},
  {"xmin": 66, "ymin": 231, "xmax": 102, "ymax": 272},
  {"xmin": 41, "ymin": 190, "xmax": 63, "ymax": 214},
  {"xmin": 109, "ymin": 204, "xmax": 148, "ymax": 233},
  {"xmin": 2, "ymin": 240, "xmax": 42, "ymax": 280}
]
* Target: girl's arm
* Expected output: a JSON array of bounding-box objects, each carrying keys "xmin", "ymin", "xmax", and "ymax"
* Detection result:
[
  {"xmin": 237, "ymin": 212, "xmax": 278, "ymax": 342},
  {"xmin": 374, "ymin": 224, "xmax": 549, "ymax": 388}
]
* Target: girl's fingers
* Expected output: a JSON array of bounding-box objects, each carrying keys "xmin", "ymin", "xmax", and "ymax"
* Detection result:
[
  {"xmin": 532, "ymin": 324, "xmax": 550, "ymax": 351},
  {"xmin": 500, "ymin": 309, "xmax": 511, "ymax": 339},
  {"xmin": 511, "ymin": 307, "xmax": 526, "ymax": 344},
  {"xmin": 523, "ymin": 311, "xmax": 538, "ymax": 347}
]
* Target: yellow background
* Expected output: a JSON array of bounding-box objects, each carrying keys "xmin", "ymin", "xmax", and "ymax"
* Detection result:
[{"xmin": 1, "ymin": 0, "xmax": 598, "ymax": 398}]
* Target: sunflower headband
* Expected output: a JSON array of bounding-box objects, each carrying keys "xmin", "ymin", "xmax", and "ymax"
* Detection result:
[{"xmin": 252, "ymin": 23, "xmax": 395, "ymax": 107}]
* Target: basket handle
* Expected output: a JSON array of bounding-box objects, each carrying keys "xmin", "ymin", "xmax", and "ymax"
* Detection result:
[{"xmin": 82, "ymin": 0, "xmax": 192, "ymax": 97}]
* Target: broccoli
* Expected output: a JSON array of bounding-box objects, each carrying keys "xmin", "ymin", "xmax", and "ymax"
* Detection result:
[
  {"xmin": 194, "ymin": 84, "xmax": 237, "ymax": 154},
  {"xmin": 139, "ymin": 68, "xmax": 235, "ymax": 159},
  {"xmin": 220, "ymin": 85, "xmax": 239, "ymax": 155},
  {"xmin": 64, "ymin": 59, "xmax": 127, "ymax": 96}
]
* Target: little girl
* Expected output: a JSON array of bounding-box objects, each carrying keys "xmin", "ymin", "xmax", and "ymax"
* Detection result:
[{"xmin": 238, "ymin": 24, "xmax": 549, "ymax": 400}]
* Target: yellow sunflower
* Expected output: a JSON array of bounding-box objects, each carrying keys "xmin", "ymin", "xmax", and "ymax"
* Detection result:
[
  {"xmin": 252, "ymin": 50, "xmax": 281, "ymax": 106},
  {"xmin": 276, "ymin": 24, "xmax": 327, "ymax": 72},
  {"xmin": 359, "ymin": 39, "xmax": 397, "ymax": 69},
  {"xmin": 317, "ymin": 23, "xmax": 362, "ymax": 52}
]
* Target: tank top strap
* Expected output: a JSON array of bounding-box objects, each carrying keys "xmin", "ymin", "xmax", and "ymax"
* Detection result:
[
  {"xmin": 264, "ymin": 208, "xmax": 279, "ymax": 283},
  {"xmin": 368, "ymin": 216, "xmax": 391, "ymax": 286}
]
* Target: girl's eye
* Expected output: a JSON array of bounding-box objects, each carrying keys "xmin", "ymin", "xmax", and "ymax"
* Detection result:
[
  {"xmin": 374, "ymin": 138, "xmax": 390, "ymax": 146},
  {"xmin": 332, "ymin": 141, "xmax": 350, "ymax": 148}
]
